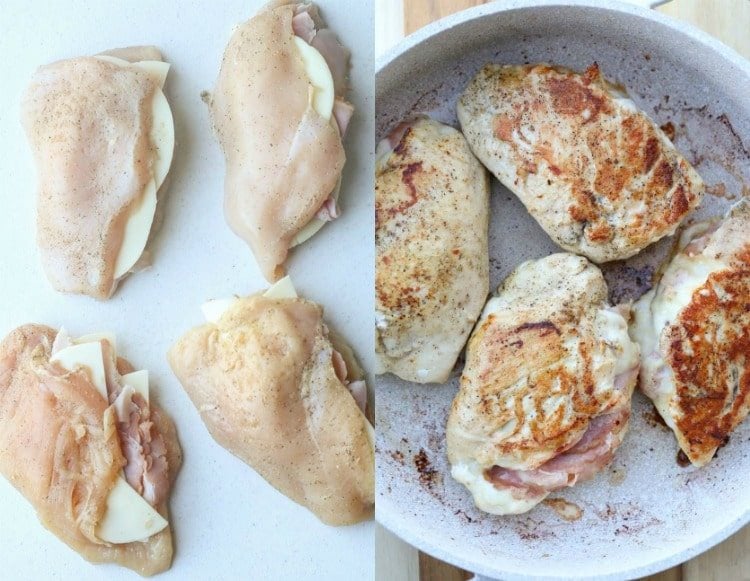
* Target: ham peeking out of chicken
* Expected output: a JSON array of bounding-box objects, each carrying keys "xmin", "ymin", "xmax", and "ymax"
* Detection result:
[
  {"xmin": 208, "ymin": 1, "xmax": 354, "ymax": 281},
  {"xmin": 168, "ymin": 277, "xmax": 374, "ymax": 526},
  {"xmin": 0, "ymin": 325, "xmax": 181, "ymax": 576},
  {"xmin": 447, "ymin": 254, "xmax": 640, "ymax": 515},
  {"xmin": 21, "ymin": 46, "xmax": 175, "ymax": 300}
]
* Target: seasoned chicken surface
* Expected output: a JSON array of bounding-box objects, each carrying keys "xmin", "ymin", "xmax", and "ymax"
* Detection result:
[
  {"xmin": 210, "ymin": 2, "xmax": 353, "ymax": 281},
  {"xmin": 447, "ymin": 254, "xmax": 639, "ymax": 514},
  {"xmin": 21, "ymin": 46, "xmax": 174, "ymax": 299},
  {"xmin": 168, "ymin": 293, "xmax": 374, "ymax": 526},
  {"xmin": 0, "ymin": 325, "xmax": 181, "ymax": 576},
  {"xmin": 631, "ymin": 200, "xmax": 750, "ymax": 466},
  {"xmin": 375, "ymin": 117, "xmax": 490, "ymax": 384},
  {"xmin": 458, "ymin": 63, "xmax": 704, "ymax": 262}
]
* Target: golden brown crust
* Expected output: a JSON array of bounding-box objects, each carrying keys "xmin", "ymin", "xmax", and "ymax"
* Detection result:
[
  {"xmin": 458, "ymin": 63, "xmax": 704, "ymax": 262},
  {"xmin": 447, "ymin": 254, "xmax": 637, "ymax": 472},
  {"xmin": 375, "ymin": 117, "xmax": 489, "ymax": 383},
  {"xmin": 666, "ymin": 253, "xmax": 750, "ymax": 464}
]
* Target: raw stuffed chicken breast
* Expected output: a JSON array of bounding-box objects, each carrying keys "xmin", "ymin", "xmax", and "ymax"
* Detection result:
[
  {"xmin": 22, "ymin": 46, "xmax": 175, "ymax": 299},
  {"xmin": 168, "ymin": 277, "xmax": 373, "ymax": 525},
  {"xmin": 0, "ymin": 325, "xmax": 181, "ymax": 575},
  {"xmin": 210, "ymin": 1, "xmax": 354, "ymax": 281}
]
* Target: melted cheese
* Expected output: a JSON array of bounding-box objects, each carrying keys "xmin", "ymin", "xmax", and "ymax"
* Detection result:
[
  {"xmin": 595, "ymin": 307, "xmax": 640, "ymax": 376},
  {"xmin": 630, "ymin": 230, "xmax": 726, "ymax": 425},
  {"xmin": 451, "ymin": 462, "xmax": 540, "ymax": 515}
]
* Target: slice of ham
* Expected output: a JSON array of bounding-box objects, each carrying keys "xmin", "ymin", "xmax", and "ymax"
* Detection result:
[
  {"xmin": 485, "ymin": 408, "xmax": 629, "ymax": 501},
  {"xmin": 331, "ymin": 348, "xmax": 367, "ymax": 414},
  {"xmin": 91, "ymin": 333, "xmax": 171, "ymax": 507},
  {"xmin": 118, "ymin": 393, "xmax": 170, "ymax": 507},
  {"xmin": 333, "ymin": 98, "xmax": 354, "ymax": 138},
  {"xmin": 291, "ymin": 10, "xmax": 316, "ymax": 43},
  {"xmin": 311, "ymin": 29, "xmax": 350, "ymax": 97},
  {"xmin": 347, "ymin": 380, "xmax": 367, "ymax": 415},
  {"xmin": 315, "ymin": 196, "xmax": 339, "ymax": 221},
  {"xmin": 291, "ymin": 2, "xmax": 352, "ymax": 222}
]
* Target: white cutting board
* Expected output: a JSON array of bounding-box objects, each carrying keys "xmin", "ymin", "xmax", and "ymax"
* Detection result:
[{"xmin": 0, "ymin": 1, "xmax": 374, "ymax": 579}]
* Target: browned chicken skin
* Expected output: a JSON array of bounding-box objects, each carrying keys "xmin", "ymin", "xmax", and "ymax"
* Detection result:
[{"xmin": 458, "ymin": 63, "xmax": 704, "ymax": 262}]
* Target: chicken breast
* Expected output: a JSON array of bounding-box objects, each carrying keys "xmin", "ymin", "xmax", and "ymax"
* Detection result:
[
  {"xmin": 447, "ymin": 253, "xmax": 639, "ymax": 514},
  {"xmin": 457, "ymin": 63, "xmax": 704, "ymax": 262},
  {"xmin": 0, "ymin": 325, "xmax": 181, "ymax": 576},
  {"xmin": 21, "ymin": 46, "xmax": 175, "ymax": 299},
  {"xmin": 375, "ymin": 117, "xmax": 490, "ymax": 384},
  {"xmin": 168, "ymin": 287, "xmax": 374, "ymax": 526},
  {"xmin": 210, "ymin": 1, "xmax": 353, "ymax": 281},
  {"xmin": 631, "ymin": 200, "xmax": 750, "ymax": 466}
]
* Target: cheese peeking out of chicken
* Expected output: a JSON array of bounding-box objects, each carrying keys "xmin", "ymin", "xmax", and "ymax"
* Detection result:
[
  {"xmin": 21, "ymin": 46, "xmax": 175, "ymax": 300},
  {"xmin": 447, "ymin": 254, "xmax": 639, "ymax": 515},
  {"xmin": 0, "ymin": 325, "xmax": 181, "ymax": 576},
  {"xmin": 631, "ymin": 199, "xmax": 750, "ymax": 467},
  {"xmin": 209, "ymin": 2, "xmax": 353, "ymax": 281},
  {"xmin": 168, "ymin": 277, "xmax": 374, "ymax": 525}
]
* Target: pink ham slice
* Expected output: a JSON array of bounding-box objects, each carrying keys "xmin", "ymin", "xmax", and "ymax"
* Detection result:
[
  {"xmin": 93, "ymin": 337, "xmax": 171, "ymax": 507},
  {"xmin": 485, "ymin": 407, "xmax": 630, "ymax": 501},
  {"xmin": 118, "ymin": 393, "xmax": 170, "ymax": 507},
  {"xmin": 331, "ymin": 349, "xmax": 367, "ymax": 414}
]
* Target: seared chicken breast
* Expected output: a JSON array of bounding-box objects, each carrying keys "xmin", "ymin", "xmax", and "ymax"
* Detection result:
[
  {"xmin": 168, "ymin": 280, "xmax": 374, "ymax": 526},
  {"xmin": 457, "ymin": 63, "xmax": 703, "ymax": 262},
  {"xmin": 375, "ymin": 117, "xmax": 490, "ymax": 383},
  {"xmin": 631, "ymin": 200, "xmax": 750, "ymax": 466},
  {"xmin": 22, "ymin": 46, "xmax": 174, "ymax": 299},
  {"xmin": 0, "ymin": 325, "xmax": 181, "ymax": 576},
  {"xmin": 447, "ymin": 254, "xmax": 639, "ymax": 514},
  {"xmin": 210, "ymin": 2, "xmax": 353, "ymax": 281}
]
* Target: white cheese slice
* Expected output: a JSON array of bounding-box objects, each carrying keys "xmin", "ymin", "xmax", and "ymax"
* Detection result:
[
  {"xmin": 201, "ymin": 298, "xmax": 239, "ymax": 323},
  {"xmin": 201, "ymin": 278, "xmax": 299, "ymax": 323},
  {"xmin": 93, "ymin": 55, "xmax": 174, "ymax": 279},
  {"xmin": 74, "ymin": 331, "xmax": 117, "ymax": 353},
  {"xmin": 291, "ymin": 176, "xmax": 341, "ymax": 247},
  {"xmin": 289, "ymin": 38, "xmax": 337, "ymax": 247},
  {"xmin": 148, "ymin": 88, "xmax": 175, "ymax": 189},
  {"xmin": 97, "ymin": 477, "xmax": 168, "ymax": 544},
  {"xmin": 50, "ymin": 342, "xmax": 108, "ymax": 400},
  {"xmin": 50, "ymin": 329, "xmax": 165, "ymax": 543},
  {"xmin": 132, "ymin": 60, "xmax": 170, "ymax": 89},
  {"xmin": 122, "ymin": 370, "xmax": 149, "ymax": 402},
  {"xmin": 114, "ymin": 178, "xmax": 158, "ymax": 279},
  {"xmin": 263, "ymin": 276, "xmax": 298, "ymax": 299},
  {"xmin": 293, "ymin": 36, "xmax": 334, "ymax": 121}
]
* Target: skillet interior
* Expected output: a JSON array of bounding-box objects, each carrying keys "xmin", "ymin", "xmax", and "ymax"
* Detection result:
[{"xmin": 375, "ymin": 2, "xmax": 750, "ymax": 579}]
